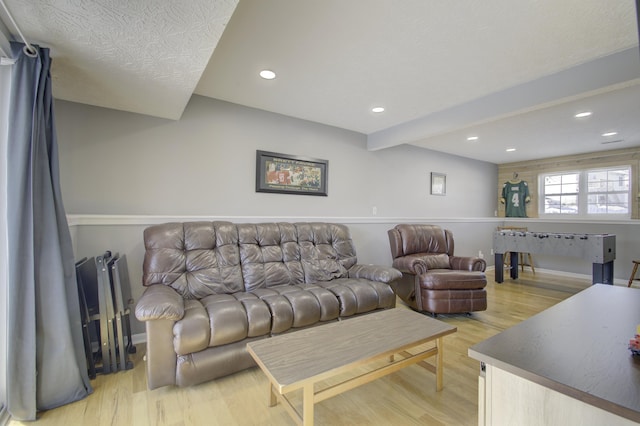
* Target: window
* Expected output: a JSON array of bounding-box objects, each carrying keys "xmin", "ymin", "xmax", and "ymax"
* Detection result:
[
  {"xmin": 540, "ymin": 166, "xmax": 630, "ymax": 218},
  {"xmin": 543, "ymin": 172, "xmax": 579, "ymax": 214},
  {"xmin": 586, "ymin": 169, "xmax": 629, "ymax": 214}
]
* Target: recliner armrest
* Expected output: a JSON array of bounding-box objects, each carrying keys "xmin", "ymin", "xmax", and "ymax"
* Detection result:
[
  {"xmin": 135, "ymin": 284, "xmax": 185, "ymax": 322},
  {"xmin": 391, "ymin": 257, "xmax": 428, "ymax": 275},
  {"xmin": 348, "ymin": 264, "xmax": 402, "ymax": 283},
  {"xmin": 450, "ymin": 256, "xmax": 487, "ymax": 272}
]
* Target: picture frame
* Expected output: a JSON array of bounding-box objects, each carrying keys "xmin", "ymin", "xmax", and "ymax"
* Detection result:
[
  {"xmin": 256, "ymin": 150, "xmax": 328, "ymax": 196},
  {"xmin": 431, "ymin": 172, "xmax": 446, "ymax": 196}
]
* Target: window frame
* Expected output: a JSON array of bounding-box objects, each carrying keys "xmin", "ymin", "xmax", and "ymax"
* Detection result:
[{"xmin": 538, "ymin": 165, "xmax": 632, "ymax": 219}]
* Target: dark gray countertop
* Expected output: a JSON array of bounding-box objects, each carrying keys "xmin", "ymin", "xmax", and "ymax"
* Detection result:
[{"xmin": 469, "ymin": 284, "xmax": 640, "ymax": 423}]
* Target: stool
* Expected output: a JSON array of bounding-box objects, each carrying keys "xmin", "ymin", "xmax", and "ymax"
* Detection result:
[
  {"xmin": 629, "ymin": 260, "xmax": 640, "ymax": 287},
  {"xmin": 505, "ymin": 252, "xmax": 535, "ymax": 274}
]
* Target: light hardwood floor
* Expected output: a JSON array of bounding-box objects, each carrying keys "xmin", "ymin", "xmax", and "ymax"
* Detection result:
[{"xmin": 12, "ymin": 271, "xmax": 592, "ymax": 426}]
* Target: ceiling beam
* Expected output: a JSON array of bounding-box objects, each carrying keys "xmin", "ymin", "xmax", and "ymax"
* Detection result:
[{"xmin": 366, "ymin": 48, "xmax": 640, "ymax": 152}]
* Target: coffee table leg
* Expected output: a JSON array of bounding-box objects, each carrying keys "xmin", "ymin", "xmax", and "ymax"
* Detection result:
[
  {"xmin": 268, "ymin": 382, "xmax": 277, "ymax": 407},
  {"xmin": 303, "ymin": 383, "xmax": 314, "ymax": 425},
  {"xmin": 436, "ymin": 337, "xmax": 444, "ymax": 391}
]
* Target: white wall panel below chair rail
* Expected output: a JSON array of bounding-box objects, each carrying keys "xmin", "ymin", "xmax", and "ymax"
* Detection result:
[{"xmin": 66, "ymin": 214, "xmax": 638, "ymax": 336}]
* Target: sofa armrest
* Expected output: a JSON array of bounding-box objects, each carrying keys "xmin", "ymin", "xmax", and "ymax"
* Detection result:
[
  {"xmin": 450, "ymin": 256, "xmax": 487, "ymax": 272},
  {"xmin": 348, "ymin": 264, "xmax": 402, "ymax": 283},
  {"xmin": 135, "ymin": 284, "xmax": 185, "ymax": 322}
]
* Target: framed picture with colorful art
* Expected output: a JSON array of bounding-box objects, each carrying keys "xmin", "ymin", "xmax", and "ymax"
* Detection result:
[{"xmin": 256, "ymin": 150, "xmax": 328, "ymax": 196}]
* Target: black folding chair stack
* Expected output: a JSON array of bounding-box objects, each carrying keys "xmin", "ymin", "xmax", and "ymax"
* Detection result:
[
  {"xmin": 75, "ymin": 257, "xmax": 102, "ymax": 378},
  {"xmin": 75, "ymin": 251, "xmax": 136, "ymax": 378},
  {"xmin": 109, "ymin": 254, "xmax": 136, "ymax": 370}
]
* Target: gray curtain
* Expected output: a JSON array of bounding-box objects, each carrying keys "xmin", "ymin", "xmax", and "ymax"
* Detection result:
[{"xmin": 6, "ymin": 41, "xmax": 92, "ymax": 421}]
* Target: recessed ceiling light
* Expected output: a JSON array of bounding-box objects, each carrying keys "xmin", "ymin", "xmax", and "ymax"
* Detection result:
[
  {"xmin": 371, "ymin": 106, "xmax": 385, "ymax": 113},
  {"xmin": 467, "ymin": 136, "xmax": 479, "ymax": 141},
  {"xmin": 506, "ymin": 148, "xmax": 516, "ymax": 152},
  {"xmin": 601, "ymin": 131, "xmax": 618, "ymax": 137},
  {"xmin": 574, "ymin": 111, "xmax": 592, "ymax": 118},
  {"xmin": 259, "ymin": 69, "xmax": 276, "ymax": 80}
]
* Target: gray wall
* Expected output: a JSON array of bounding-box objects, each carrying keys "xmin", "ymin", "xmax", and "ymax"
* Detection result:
[
  {"xmin": 56, "ymin": 96, "xmax": 640, "ymax": 340},
  {"xmin": 56, "ymin": 95, "xmax": 498, "ymax": 217},
  {"xmin": 56, "ymin": 95, "xmax": 638, "ymax": 337},
  {"xmin": 55, "ymin": 95, "xmax": 501, "ymax": 335}
]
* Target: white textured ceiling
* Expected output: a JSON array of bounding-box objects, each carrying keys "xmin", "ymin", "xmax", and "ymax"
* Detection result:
[
  {"xmin": 2, "ymin": 0, "xmax": 639, "ymax": 164},
  {"xmin": 0, "ymin": 0, "xmax": 239, "ymax": 120}
]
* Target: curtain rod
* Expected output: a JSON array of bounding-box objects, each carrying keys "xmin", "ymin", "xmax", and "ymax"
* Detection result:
[{"xmin": 0, "ymin": 0, "xmax": 36, "ymax": 56}]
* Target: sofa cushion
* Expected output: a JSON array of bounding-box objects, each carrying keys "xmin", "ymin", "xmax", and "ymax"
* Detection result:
[
  {"xmin": 423, "ymin": 254, "xmax": 450, "ymax": 270},
  {"xmin": 234, "ymin": 292, "xmax": 274, "ymax": 337},
  {"xmin": 418, "ymin": 271, "xmax": 487, "ymax": 290},
  {"xmin": 175, "ymin": 293, "xmax": 272, "ymax": 354},
  {"xmin": 250, "ymin": 284, "xmax": 340, "ymax": 332},
  {"xmin": 144, "ymin": 222, "xmax": 366, "ymax": 298},
  {"xmin": 238, "ymin": 223, "xmax": 305, "ymax": 291},
  {"xmin": 396, "ymin": 224, "xmax": 451, "ymax": 256},
  {"xmin": 143, "ymin": 221, "xmax": 245, "ymax": 299},
  {"xmin": 314, "ymin": 278, "xmax": 396, "ymax": 317},
  {"xmin": 297, "ymin": 223, "xmax": 355, "ymax": 283}
]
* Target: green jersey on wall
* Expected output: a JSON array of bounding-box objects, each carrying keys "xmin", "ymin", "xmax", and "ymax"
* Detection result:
[{"xmin": 502, "ymin": 180, "xmax": 530, "ymax": 217}]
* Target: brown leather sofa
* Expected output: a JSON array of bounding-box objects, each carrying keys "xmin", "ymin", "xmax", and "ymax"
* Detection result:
[
  {"xmin": 388, "ymin": 224, "xmax": 487, "ymax": 315},
  {"xmin": 135, "ymin": 221, "xmax": 401, "ymax": 389}
]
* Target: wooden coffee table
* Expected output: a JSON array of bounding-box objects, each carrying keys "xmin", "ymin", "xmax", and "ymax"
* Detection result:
[{"xmin": 247, "ymin": 308, "xmax": 457, "ymax": 425}]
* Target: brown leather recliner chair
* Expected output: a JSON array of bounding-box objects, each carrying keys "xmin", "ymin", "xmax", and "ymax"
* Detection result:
[{"xmin": 388, "ymin": 224, "xmax": 487, "ymax": 315}]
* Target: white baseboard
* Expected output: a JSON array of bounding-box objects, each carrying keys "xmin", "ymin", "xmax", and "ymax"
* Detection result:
[
  {"xmin": 132, "ymin": 333, "xmax": 147, "ymax": 345},
  {"xmin": 488, "ymin": 265, "xmax": 628, "ymax": 286}
]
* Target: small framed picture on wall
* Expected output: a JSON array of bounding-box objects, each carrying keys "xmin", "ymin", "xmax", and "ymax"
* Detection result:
[{"xmin": 430, "ymin": 172, "xmax": 446, "ymax": 196}]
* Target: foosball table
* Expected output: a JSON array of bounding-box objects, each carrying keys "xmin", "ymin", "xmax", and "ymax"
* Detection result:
[{"xmin": 493, "ymin": 230, "xmax": 616, "ymax": 284}]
